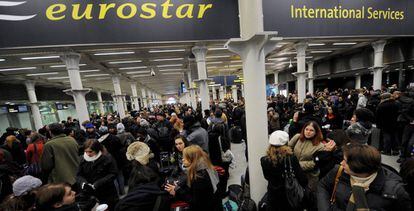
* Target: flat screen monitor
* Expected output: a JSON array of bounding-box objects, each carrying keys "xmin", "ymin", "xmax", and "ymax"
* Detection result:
[{"xmin": 17, "ymin": 105, "xmax": 28, "ymax": 112}]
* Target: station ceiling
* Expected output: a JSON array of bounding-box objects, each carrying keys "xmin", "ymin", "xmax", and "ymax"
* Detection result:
[{"xmin": 0, "ymin": 37, "xmax": 385, "ymax": 96}]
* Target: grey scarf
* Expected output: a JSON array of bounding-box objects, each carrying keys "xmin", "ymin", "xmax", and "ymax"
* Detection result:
[{"xmin": 194, "ymin": 160, "xmax": 219, "ymax": 193}]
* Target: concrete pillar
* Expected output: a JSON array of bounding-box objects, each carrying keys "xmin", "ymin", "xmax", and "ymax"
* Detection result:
[
  {"xmin": 24, "ymin": 81, "xmax": 43, "ymax": 130},
  {"xmin": 60, "ymin": 53, "xmax": 90, "ymax": 125},
  {"xmin": 112, "ymin": 76, "xmax": 126, "ymax": 119},
  {"xmin": 355, "ymin": 74, "xmax": 361, "ymax": 89},
  {"xmin": 122, "ymin": 95, "xmax": 128, "ymax": 113},
  {"xmin": 192, "ymin": 45, "xmax": 211, "ymax": 112},
  {"xmin": 130, "ymin": 83, "xmax": 140, "ymax": 111},
  {"xmin": 398, "ymin": 69, "xmax": 405, "ymax": 90},
  {"xmin": 212, "ymin": 86, "xmax": 218, "ymax": 101},
  {"xmin": 141, "ymin": 88, "xmax": 148, "ymax": 108},
  {"xmin": 273, "ymin": 71, "xmax": 279, "ymax": 95},
  {"xmin": 96, "ymin": 91, "xmax": 105, "ymax": 115},
  {"xmin": 187, "ymin": 71, "xmax": 197, "ymax": 108},
  {"xmin": 371, "ymin": 40, "xmax": 387, "ymax": 90},
  {"xmin": 231, "ymin": 85, "xmax": 238, "ymax": 102},
  {"xmin": 241, "ymin": 84, "xmax": 245, "ymax": 98},
  {"xmin": 226, "ymin": 0, "xmax": 280, "ymax": 196},
  {"xmin": 219, "ymin": 86, "xmax": 225, "ymax": 101},
  {"xmin": 293, "ymin": 42, "xmax": 308, "ymax": 103},
  {"xmin": 307, "ymin": 60, "xmax": 314, "ymax": 95},
  {"xmin": 146, "ymin": 90, "xmax": 152, "ymax": 107}
]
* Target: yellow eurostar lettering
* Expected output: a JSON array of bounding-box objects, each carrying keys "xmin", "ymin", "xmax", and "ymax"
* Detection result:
[
  {"xmin": 72, "ymin": 4, "xmax": 93, "ymax": 20},
  {"xmin": 99, "ymin": 3, "xmax": 116, "ymax": 19},
  {"xmin": 140, "ymin": 3, "xmax": 156, "ymax": 19},
  {"xmin": 117, "ymin": 3, "xmax": 137, "ymax": 19},
  {"xmin": 198, "ymin": 4, "xmax": 212, "ymax": 18},
  {"xmin": 46, "ymin": 4, "xmax": 67, "ymax": 20},
  {"xmin": 176, "ymin": 4, "xmax": 194, "ymax": 18},
  {"xmin": 161, "ymin": 0, "xmax": 173, "ymax": 18}
]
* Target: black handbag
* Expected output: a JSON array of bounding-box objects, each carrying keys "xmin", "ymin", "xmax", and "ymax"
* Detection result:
[{"xmin": 283, "ymin": 156, "xmax": 304, "ymax": 209}]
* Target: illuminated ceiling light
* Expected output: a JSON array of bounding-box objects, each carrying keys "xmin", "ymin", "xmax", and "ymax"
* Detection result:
[
  {"xmin": 149, "ymin": 49, "xmax": 185, "ymax": 53},
  {"xmin": 152, "ymin": 58, "xmax": 184, "ymax": 62},
  {"xmin": 288, "ymin": 60, "xmax": 293, "ymax": 68},
  {"xmin": 126, "ymin": 70, "xmax": 151, "ymax": 74},
  {"xmin": 268, "ymin": 57, "xmax": 288, "ymax": 61},
  {"xmin": 79, "ymin": 69, "xmax": 100, "ymax": 73},
  {"xmin": 311, "ymin": 50, "xmax": 332, "ymax": 54},
  {"xmin": 48, "ymin": 76, "xmax": 69, "ymax": 80},
  {"xmin": 50, "ymin": 64, "xmax": 86, "ymax": 68},
  {"xmin": 21, "ymin": 55, "xmax": 60, "ymax": 60},
  {"xmin": 230, "ymin": 60, "xmax": 242, "ymax": 63},
  {"xmin": 207, "ymin": 61, "xmax": 223, "ymax": 65},
  {"xmin": 0, "ymin": 59, "xmax": 5, "ymax": 62},
  {"xmin": 26, "ymin": 72, "xmax": 59, "ymax": 76},
  {"xmin": 265, "ymin": 63, "xmax": 274, "ymax": 65},
  {"xmin": 162, "ymin": 72, "xmax": 183, "ymax": 75},
  {"xmin": 0, "ymin": 67, "xmax": 36, "ymax": 72},
  {"xmin": 94, "ymin": 51, "xmax": 135, "ymax": 56},
  {"xmin": 156, "ymin": 64, "xmax": 182, "ymax": 68},
  {"xmin": 294, "ymin": 56, "xmax": 313, "ymax": 59},
  {"xmin": 131, "ymin": 75, "xmax": 149, "ymax": 78},
  {"xmin": 206, "ymin": 55, "xmax": 230, "ymax": 59},
  {"xmin": 208, "ymin": 47, "xmax": 227, "ymax": 51},
  {"xmin": 308, "ymin": 43, "xmax": 325, "ymax": 47},
  {"xmin": 333, "ymin": 42, "xmax": 357, "ymax": 46},
  {"xmin": 158, "ymin": 69, "xmax": 183, "ymax": 72},
  {"xmin": 119, "ymin": 66, "xmax": 147, "ymax": 70},
  {"xmin": 108, "ymin": 60, "xmax": 141, "ymax": 64},
  {"xmin": 83, "ymin": 73, "xmax": 111, "ymax": 77},
  {"xmin": 280, "ymin": 51, "xmax": 297, "ymax": 55}
]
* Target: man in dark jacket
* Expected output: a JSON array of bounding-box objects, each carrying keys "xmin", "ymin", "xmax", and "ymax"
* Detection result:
[
  {"xmin": 153, "ymin": 113, "xmax": 172, "ymax": 152},
  {"xmin": 396, "ymin": 89, "xmax": 414, "ymax": 162},
  {"xmin": 317, "ymin": 144, "xmax": 411, "ymax": 211},
  {"xmin": 40, "ymin": 123, "xmax": 80, "ymax": 185},
  {"xmin": 376, "ymin": 93, "xmax": 400, "ymax": 155}
]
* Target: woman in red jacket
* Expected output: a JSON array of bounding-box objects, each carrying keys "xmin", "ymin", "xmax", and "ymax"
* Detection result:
[{"xmin": 26, "ymin": 133, "xmax": 45, "ymax": 165}]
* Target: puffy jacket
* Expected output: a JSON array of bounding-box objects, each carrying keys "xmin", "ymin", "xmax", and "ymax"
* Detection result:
[
  {"xmin": 317, "ymin": 166, "xmax": 412, "ymax": 211},
  {"xmin": 288, "ymin": 134, "xmax": 324, "ymax": 171}
]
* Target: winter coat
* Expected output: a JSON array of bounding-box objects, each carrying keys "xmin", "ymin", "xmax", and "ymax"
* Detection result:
[
  {"xmin": 288, "ymin": 134, "xmax": 324, "ymax": 171},
  {"xmin": 77, "ymin": 153, "xmax": 118, "ymax": 207},
  {"xmin": 176, "ymin": 169, "xmax": 222, "ymax": 211},
  {"xmin": 116, "ymin": 132, "xmax": 135, "ymax": 147},
  {"xmin": 115, "ymin": 182, "xmax": 170, "ymax": 211},
  {"xmin": 98, "ymin": 133, "xmax": 126, "ymax": 169},
  {"xmin": 260, "ymin": 155, "xmax": 308, "ymax": 211},
  {"xmin": 376, "ymin": 99, "xmax": 399, "ymax": 132},
  {"xmin": 26, "ymin": 141, "xmax": 43, "ymax": 164},
  {"xmin": 186, "ymin": 122, "xmax": 209, "ymax": 153},
  {"xmin": 40, "ymin": 134, "xmax": 80, "ymax": 184},
  {"xmin": 357, "ymin": 94, "xmax": 367, "ymax": 109},
  {"xmin": 345, "ymin": 122, "xmax": 372, "ymax": 144},
  {"xmin": 317, "ymin": 166, "xmax": 412, "ymax": 211},
  {"xmin": 397, "ymin": 95, "xmax": 414, "ymax": 123}
]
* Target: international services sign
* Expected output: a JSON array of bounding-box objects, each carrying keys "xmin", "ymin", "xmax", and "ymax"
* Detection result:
[
  {"xmin": 263, "ymin": 0, "xmax": 414, "ymax": 37},
  {"xmin": 0, "ymin": 0, "xmax": 239, "ymax": 48}
]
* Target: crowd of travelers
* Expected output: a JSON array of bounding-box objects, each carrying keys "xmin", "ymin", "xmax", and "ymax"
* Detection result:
[{"xmin": 0, "ymin": 84, "xmax": 413, "ymax": 211}]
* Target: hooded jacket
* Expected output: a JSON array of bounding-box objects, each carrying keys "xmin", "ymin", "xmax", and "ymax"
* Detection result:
[
  {"xmin": 345, "ymin": 122, "xmax": 372, "ymax": 144},
  {"xmin": 186, "ymin": 122, "xmax": 209, "ymax": 153}
]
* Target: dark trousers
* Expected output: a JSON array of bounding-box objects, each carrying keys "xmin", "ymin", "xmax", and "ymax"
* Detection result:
[
  {"xmin": 401, "ymin": 124, "xmax": 414, "ymax": 158},
  {"xmin": 382, "ymin": 131, "xmax": 399, "ymax": 153}
]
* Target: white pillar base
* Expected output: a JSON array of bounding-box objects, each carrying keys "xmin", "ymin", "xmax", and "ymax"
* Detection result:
[{"xmin": 63, "ymin": 89, "xmax": 91, "ymax": 126}]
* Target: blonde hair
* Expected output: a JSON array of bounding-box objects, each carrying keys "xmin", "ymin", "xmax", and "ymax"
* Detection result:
[
  {"xmin": 266, "ymin": 145, "xmax": 292, "ymax": 165},
  {"xmin": 183, "ymin": 145, "xmax": 214, "ymax": 184}
]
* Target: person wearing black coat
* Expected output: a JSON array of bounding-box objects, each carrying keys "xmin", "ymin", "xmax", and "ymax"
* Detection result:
[
  {"xmin": 376, "ymin": 93, "xmax": 400, "ymax": 154},
  {"xmin": 317, "ymin": 144, "xmax": 412, "ymax": 211},
  {"xmin": 261, "ymin": 131, "xmax": 308, "ymax": 211},
  {"xmin": 77, "ymin": 140, "xmax": 119, "ymax": 210}
]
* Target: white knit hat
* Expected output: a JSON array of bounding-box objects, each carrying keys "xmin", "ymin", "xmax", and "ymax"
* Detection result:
[
  {"xmin": 269, "ymin": 130, "xmax": 289, "ymax": 146},
  {"xmin": 126, "ymin": 142, "xmax": 151, "ymax": 165}
]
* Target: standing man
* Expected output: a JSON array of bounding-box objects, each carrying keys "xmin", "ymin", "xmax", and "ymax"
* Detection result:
[{"xmin": 41, "ymin": 123, "xmax": 80, "ymax": 185}]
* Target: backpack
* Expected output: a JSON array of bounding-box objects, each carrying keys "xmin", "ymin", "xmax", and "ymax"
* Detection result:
[
  {"xmin": 154, "ymin": 125, "xmax": 171, "ymax": 151},
  {"xmin": 223, "ymin": 198, "xmax": 239, "ymax": 211},
  {"xmin": 238, "ymin": 198, "xmax": 256, "ymax": 211},
  {"xmin": 228, "ymin": 126, "xmax": 243, "ymax": 143},
  {"xmin": 258, "ymin": 192, "xmax": 268, "ymax": 211},
  {"xmin": 228, "ymin": 184, "xmax": 244, "ymax": 205},
  {"xmin": 283, "ymin": 156, "xmax": 304, "ymax": 209}
]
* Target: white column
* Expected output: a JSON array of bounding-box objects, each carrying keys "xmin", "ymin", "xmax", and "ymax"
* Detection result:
[
  {"xmin": 123, "ymin": 95, "xmax": 128, "ymax": 113},
  {"xmin": 141, "ymin": 88, "xmax": 148, "ymax": 108},
  {"xmin": 241, "ymin": 84, "xmax": 245, "ymax": 98},
  {"xmin": 96, "ymin": 91, "xmax": 105, "ymax": 115},
  {"xmin": 231, "ymin": 85, "xmax": 238, "ymax": 102},
  {"xmin": 192, "ymin": 45, "xmax": 211, "ymax": 112},
  {"xmin": 372, "ymin": 40, "xmax": 386, "ymax": 90},
  {"xmin": 146, "ymin": 89, "xmax": 152, "ymax": 107},
  {"xmin": 219, "ymin": 86, "xmax": 225, "ymax": 101},
  {"xmin": 355, "ymin": 74, "xmax": 361, "ymax": 89},
  {"xmin": 307, "ymin": 60, "xmax": 314, "ymax": 95},
  {"xmin": 112, "ymin": 76, "xmax": 126, "ymax": 119},
  {"xmin": 61, "ymin": 53, "xmax": 90, "ymax": 125},
  {"xmin": 293, "ymin": 42, "xmax": 308, "ymax": 103},
  {"xmin": 187, "ymin": 71, "xmax": 197, "ymax": 108},
  {"xmin": 130, "ymin": 83, "xmax": 140, "ymax": 111},
  {"xmin": 24, "ymin": 81, "xmax": 43, "ymax": 130},
  {"xmin": 212, "ymin": 86, "xmax": 217, "ymax": 101},
  {"xmin": 273, "ymin": 71, "xmax": 279, "ymax": 95}
]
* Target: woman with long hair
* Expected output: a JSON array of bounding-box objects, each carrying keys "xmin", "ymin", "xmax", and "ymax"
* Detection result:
[
  {"xmin": 165, "ymin": 145, "xmax": 222, "ymax": 211},
  {"xmin": 261, "ymin": 131, "xmax": 307, "ymax": 211},
  {"xmin": 76, "ymin": 140, "xmax": 118, "ymax": 210}
]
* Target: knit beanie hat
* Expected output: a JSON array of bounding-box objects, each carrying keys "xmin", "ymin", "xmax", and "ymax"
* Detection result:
[
  {"xmin": 126, "ymin": 142, "xmax": 152, "ymax": 165},
  {"xmin": 13, "ymin": 175, "xmax": 42, "ymax": 196}
]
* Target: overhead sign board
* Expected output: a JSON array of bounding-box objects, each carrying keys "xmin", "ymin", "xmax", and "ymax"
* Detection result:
[
  {"xmin": 263, "ymin": 0, "xmax": 414, "ymax": 37},
  {"xmin": 0, "ymin": 0, "xmax": 239, "ymax": 48}
]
